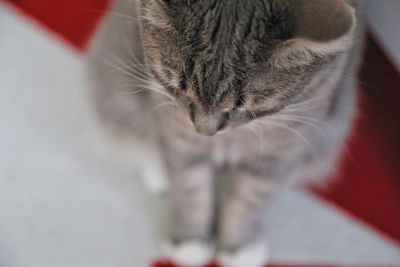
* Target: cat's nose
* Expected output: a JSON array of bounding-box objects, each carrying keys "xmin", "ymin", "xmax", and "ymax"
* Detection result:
[{"xmin": 193, "ymin": 115, "xmax": 222, "ymax": 136}]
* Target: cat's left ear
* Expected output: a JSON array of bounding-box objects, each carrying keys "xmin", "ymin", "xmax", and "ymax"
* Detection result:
[
  {"xmin": 141, "ymin": 0, "xmax": 190, "ymax": 28},
  {"xmin": 149, "ymin": 0, "xmax": 189, "ymax": 8},
  {"xmin": 141, "ymin": 0, "xmax": 173, "ymax": 28},
  {"xmin": 288, "ymin": 0, "xmax": 357, "ymax": 54}
]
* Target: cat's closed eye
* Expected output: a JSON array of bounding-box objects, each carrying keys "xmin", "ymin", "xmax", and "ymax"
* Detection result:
[
  {"xmin": 179, "ymin": 75, "xmax": 188, "ymax": 91},
  {"xmin": 228, "ymin": 109, "xmax": 241, "ymax": 121},
  {"xmin": 182, "ymin": 98, "xmax": 193, "ymax": 110}
]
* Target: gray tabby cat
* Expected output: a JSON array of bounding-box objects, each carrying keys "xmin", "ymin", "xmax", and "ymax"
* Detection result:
[{"xmin": 88, "ymin": 0, "xmax": 363, "ymax": 266}]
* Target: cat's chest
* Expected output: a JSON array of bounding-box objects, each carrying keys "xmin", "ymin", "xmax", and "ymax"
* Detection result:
[
  {"xmin": 210, "ymin": 132, "xmax": 264, "ymax": 165},
  {"xmin": 210, "ymin": 126, "xmax": 295, "ymax": 165}
]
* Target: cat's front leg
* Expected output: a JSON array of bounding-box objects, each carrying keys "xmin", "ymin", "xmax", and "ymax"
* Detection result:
[
  {"xmin": 218, "ymin": 169, "xmax": 278, "ymax": 267},
  {"xmin": 163, "ymin": 160, "xmax": 216, "ymax": 267}
]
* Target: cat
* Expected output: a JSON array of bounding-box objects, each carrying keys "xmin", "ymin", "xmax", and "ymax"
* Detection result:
[{"xmin": 88, "ymin": 0, "xmax": 364, "ymax": 266}]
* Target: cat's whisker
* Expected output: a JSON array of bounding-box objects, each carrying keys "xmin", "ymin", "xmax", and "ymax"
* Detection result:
[
  {"xmin": 85, "ymin": 8, "xmax": 142, "ymax": 23},
  {"xmin": 317, "ymin": 68, "xmax": 372, "ymax": 88},
  {"xmin": 283, "ymin": 101, "xmax": 324, "ymax": 114},
  {"xmin": 103, "ymin": 43, "xmax": 179, "ymax": 102},
  {"xmin": 285, "ymin": 94, "xmax": 328, "ymax": 111},
  {"xmin": 151, "ymin": 101, "xmax": 179, "ymax": 113},
  {"xmin": 120, "ymin": 41, "xmax": 164, "ymax": 73},
  {"xmin": 246, "ymin": 123, "xmax": 264, "ymax": 162},
  {"xmin": 107, "ymin": 55, "xmax": 151, "ymax": 81},
  {"xmin": 245, "ymin": 105, "xmax": 258, "ymax": 120},
  {"xmin": 257, "ymin": 119, "xmax": 314, "ymax": 151},
  {"xmin": 275, "ymin": 113, "xmax": 324, "ymax": 124},
  {"xmin": 117, "ymin": 88, "xmax": 151, "ymax": 95},
  {"xmin": 102, "ymin": 60, "xmax": 174, "ymax": 100},
  {"xmin": 108, "ymin": 46, "xmax": 163, "ymax": 78},
  {"xmin": 103, "ymin": 60, "xmax": 147, "ymax": 80},
  {"xmin": 269, "ymin": 115, "xmax": 327, "ymax": 136}
]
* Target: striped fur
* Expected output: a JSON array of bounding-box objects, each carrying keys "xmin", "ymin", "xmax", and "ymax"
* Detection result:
[{"xmin": 88, "ymin": 0, "xmax": 364, "ymax": 261}]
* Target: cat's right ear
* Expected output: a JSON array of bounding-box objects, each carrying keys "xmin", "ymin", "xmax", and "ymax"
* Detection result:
[
  {"xmin": 284, "ymin": 0, "xmax": 357, "ymax": 55},
  {"xmin": 293, "ymin": 0, "xmax": 356, "ymax": 43}
]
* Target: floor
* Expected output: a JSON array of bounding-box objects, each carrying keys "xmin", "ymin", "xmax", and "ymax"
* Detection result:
[{"xmin": 0, "ymin": 1, "xmax": 399, "ymax": 267}]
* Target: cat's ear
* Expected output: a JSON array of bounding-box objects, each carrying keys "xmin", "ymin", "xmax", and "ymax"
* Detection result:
[
  {"xmin": 289, "ymin": 0, "xmax": 357, "ymax": 53},
  {"xmin": 142, "ymin": 0, "xmax": 192, "ymax": 29},
  {"xmin": 154, "ymin": 0, "xmax": 172, "ymax": 7},
  {"xmin": 141, "ymin": 0, "xmax": 173, "ymax": 28},
  {"xmin": 143, "ymin": 0, "xmax": 187, "ymax": 9}
]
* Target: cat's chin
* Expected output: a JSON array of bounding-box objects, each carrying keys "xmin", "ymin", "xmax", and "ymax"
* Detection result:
[
  {"xmin": 216, "ymin": 129, "xmax": 228, "ymax": 136},
  {"xmin": 216, "ymin": 124, "xmax": 239, "ymax": 136}
]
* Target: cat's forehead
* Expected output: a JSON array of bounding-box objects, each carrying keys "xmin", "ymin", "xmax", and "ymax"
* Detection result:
[
  {"xmin": 143, "ymin": 0, "xmax": 357, "ymax": 114},
  {"xmin": 170, "ymin": 0, "xmax": 293, "ymax": 36},
  {"xmin": 168, "ymin": 0, "xmax": 294, "ymax": 66},
  {"xmin": 146, "ymin": 0, "xmax": 295, "ymax": 112}
]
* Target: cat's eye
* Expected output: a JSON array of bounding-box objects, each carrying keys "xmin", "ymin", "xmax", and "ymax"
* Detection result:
[
  {"xmin": 228, "ymin": 109, "xmax": 241, "ymax": 121},
  {"xmin": 165, "ymin": 86, "xmax": 177, "ymax": 95},
  {"xmin": 183, "ymin": 99, "xmax": 194, "ymax": 110},
  {"xmin": 235, "ymin": 94, "xmax": 246, "ymax": 107},
  {"xmin": 188, "ymin": 102, "xmax": 195, "ymax": 122},
  {"xmin": 179, "ymin": 75, "xmax": 188, "ymax": 91}
]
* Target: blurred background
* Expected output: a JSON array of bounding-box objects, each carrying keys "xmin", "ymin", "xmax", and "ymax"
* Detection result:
[{"xmin": 0, "ymin": 1, "xmax": 399, "ymax": 267}]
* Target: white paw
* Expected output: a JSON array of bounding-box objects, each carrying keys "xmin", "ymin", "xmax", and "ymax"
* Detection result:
[
  {"xmin": 217, "ymin": 240, "xmax": 269, "ymax": 267},
  {"xmin": 163, "ymin": 240, "xmax": 215, "ymax": 267}
]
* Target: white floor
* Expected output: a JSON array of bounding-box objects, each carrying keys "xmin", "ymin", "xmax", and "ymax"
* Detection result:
[{"xmin": 0, "ymin": 2, "xmax": 399, "ymax": 267}]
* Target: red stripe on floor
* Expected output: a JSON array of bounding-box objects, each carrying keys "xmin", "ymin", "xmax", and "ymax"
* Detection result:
[
  {"xmin": 315, "ymin": 32, "xmax": 400, "ymax": 244},
  {"xmin": 152, "ymin": 259, "xmax": 396, "ymax": 267},
  {"xmin": 5, "ymin": 0, "xmax": 111, "ymax": 51}
]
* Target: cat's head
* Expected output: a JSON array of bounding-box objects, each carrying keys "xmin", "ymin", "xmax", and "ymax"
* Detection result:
[{"xmin": 140, "ymin": 0, "xmax": 357, "ymax": 136}]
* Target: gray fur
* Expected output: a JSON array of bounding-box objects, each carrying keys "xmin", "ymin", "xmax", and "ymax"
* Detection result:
[{"xmin": 88, "ymin": 0, "xmax": 364, "ymax": 253}]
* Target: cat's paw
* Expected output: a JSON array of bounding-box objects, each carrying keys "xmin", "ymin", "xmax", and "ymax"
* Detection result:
[
  {"xmin": 216, "ymin": 240, "xmax": 269, "ymax": 267},
  {"xmin": 163, "ymin": 240, "xmax": 215, "ymax": 267}
]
